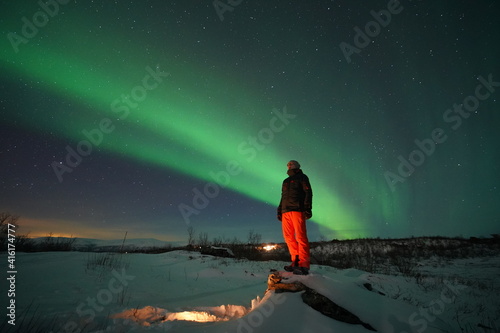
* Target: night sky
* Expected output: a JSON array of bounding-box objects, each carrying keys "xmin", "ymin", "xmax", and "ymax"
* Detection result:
[{"xmin": 1, "ymin": 1, "xmax": 499, "ymax": 243}]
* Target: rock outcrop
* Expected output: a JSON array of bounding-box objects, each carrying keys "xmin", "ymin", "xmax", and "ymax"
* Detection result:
[{"xmin": 267, "ymin": 271, "xmax": 376, "ymax": 331}]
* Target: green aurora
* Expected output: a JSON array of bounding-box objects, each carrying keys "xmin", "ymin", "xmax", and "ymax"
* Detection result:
[{"xmin": 1, "ymin": 1, "xmax": 498, "ymax": 241}]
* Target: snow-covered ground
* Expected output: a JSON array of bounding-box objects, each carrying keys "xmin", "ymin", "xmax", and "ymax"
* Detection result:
[{"xmin": 1, "ymin": 249, "xmax": 499, "ymax": 332}]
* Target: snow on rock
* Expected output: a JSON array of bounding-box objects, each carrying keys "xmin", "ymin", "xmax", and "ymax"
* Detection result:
[{"xmin": 267, "ymin": 270, "xmax": 376, "ymax": 330}]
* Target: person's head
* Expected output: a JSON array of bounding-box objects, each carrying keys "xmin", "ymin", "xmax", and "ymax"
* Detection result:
[{"xmin": 287, "ymin": 160, "xmax": 301, "ymax": 170}]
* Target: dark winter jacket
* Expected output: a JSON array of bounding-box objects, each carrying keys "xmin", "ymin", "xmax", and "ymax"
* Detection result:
[{"xmin": 277, "ymin": 169, "xmax": 313, "ymax": 219}]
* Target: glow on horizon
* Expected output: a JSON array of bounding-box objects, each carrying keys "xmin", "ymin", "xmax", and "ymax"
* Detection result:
[{"xmin": 17, "ymin": 217, "xmax": 183, "ymax": 242}]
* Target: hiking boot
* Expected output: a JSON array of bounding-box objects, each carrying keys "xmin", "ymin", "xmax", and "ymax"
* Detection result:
[
  {"xmin": 284, "ymin": 256, "xmax": 300, "ymax": 272},
  {"xmin": 293, "ymin": 267, "xmax": 309, "ymax": 275}
]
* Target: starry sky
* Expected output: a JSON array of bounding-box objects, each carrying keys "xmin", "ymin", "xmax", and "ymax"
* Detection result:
[{"xmin": 1, "ymin": 1, "xmax": 499, "ymax": 243}]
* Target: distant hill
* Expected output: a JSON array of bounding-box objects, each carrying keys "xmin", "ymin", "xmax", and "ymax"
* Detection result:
[{"xmin": 29, "ymin": 236, "xmax": 185, "ymax": 252}]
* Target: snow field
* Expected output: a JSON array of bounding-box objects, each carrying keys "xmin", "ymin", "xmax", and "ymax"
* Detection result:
[{"xmin": 1, "ymin": 249, "xmax": 499, "ymax": 332}]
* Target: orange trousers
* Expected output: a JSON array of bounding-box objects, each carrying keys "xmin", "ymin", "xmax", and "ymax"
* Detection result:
[{"xmin": 281, "ymin": 211, "xmax": 310, "ymax": 268}]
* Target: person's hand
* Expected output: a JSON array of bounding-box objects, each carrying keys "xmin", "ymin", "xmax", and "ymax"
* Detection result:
[{"xmin": 304, "ymin": 210, "xmax": 312, "ymax": 220}]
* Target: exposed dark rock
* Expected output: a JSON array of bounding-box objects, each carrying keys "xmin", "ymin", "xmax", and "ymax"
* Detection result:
[
  {"xmin": 301, "ymin": 288, "xmax": 376, "ymax": 331},
  {"xmin": 363, "ymin": 282, "xmax": 385, "ymax": 296},
  {"xmin": 199, "ymin": 245, "xmax": 235, "ymax": 258}
]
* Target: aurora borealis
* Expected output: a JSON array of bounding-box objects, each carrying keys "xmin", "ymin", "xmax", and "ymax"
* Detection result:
[{"xmin": 1, "ymin": 1, "xmax": 499, "ymax": 243}]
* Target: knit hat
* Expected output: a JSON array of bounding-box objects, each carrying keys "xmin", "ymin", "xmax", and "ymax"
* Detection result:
[{"xmin": 287, "ymin": 160, "xmax": 301, "ymax": 169}]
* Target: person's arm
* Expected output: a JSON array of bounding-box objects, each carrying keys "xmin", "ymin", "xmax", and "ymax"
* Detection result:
[{"xmin": 302, "ymin": 175, "xmax": 313, "ymax": 219}]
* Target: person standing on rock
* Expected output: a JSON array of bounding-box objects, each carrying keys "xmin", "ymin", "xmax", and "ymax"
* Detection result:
[{"xmin": 277, "ymin": 160, "xmax": 313, "ymax": 275}]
